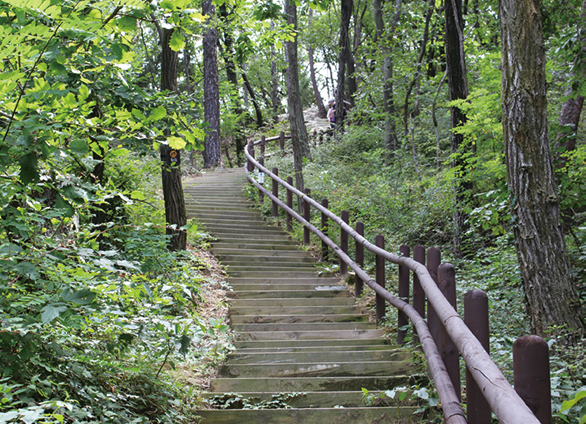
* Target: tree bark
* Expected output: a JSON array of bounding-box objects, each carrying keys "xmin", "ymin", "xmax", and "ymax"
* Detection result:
[
  {"xmin": 285, "ymin": 0, "xmax": 311, "ymax": 200},
  {"xmin": 373, "ymin": 0, "xmax": 400, "ymax": 153},
  {"xmin": 241, "ymin": 67, "xmax": 264, "ymax": 127},
  {"xmin": 271, "ymin": 21, "xmax": 280, "ymax": 123},
  {"xmin": 219, "ymin": 4, "xmax": 246, "ymax": 166},
  {"xmin": 202, "ymin": 0, "xmax": 222, "ymax": 168},
  {"xmin": 500, "ymin": 0, "xmax": 585, "ymax": 342},
  {"xmin": 335, "ymin": 0, "xmax": 353, "ymax": 130},
  {"xmin": 445, "ymin": 0, "xmax": 471, "ymax": 258},
  {"xmin": 308, "ymin": 9, "xmax": 327, "ymax": 118},
  {"xmin": 160, "ymin": 27, "xmax": 187, "ymax": 251}
]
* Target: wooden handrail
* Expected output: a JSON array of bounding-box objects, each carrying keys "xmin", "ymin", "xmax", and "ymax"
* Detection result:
[{"xmin": 244, "ymin": 143, "xmax": 541, "ymax": 424}]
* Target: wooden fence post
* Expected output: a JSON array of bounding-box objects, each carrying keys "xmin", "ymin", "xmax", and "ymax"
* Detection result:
[
  {"xmin": 514, "ymin": 336, "xmax": 552, "ymax": 424},
  {"xmin": 398, "ymin": 245, "xmax": 410, "ymax": 344},
  {"xmin": 260, "ymin": 135, "xmax": 265, "ymax": 157},
  {"xmin": 355, "ymin": 221, "xmax": 364, "ymax": 298},
  {"xmin": 340, "ymin": 210, "xmax": 349, "ymax": 274},
  {"xmin": 375, "ymin": 235, "xmax": 385, "ymax": 324},
  {"xmin": 321, "ymin": 198, "xmax": 329, "ymax": 261},
  {"xmin": 258, "ymin": 157, "xmax": 264, "ymax": 203},
  {"xmin": 465, "ymin": 289, "xmax": 491, "ymax": 424},
  {"xmin": 413, "ymin": 245, "xmax": 426, "ymax": 344},
  {"xmin": 303, "ymin": 188, "xmax": 311, "ymax": 245},
  {"xmin": 280, "ymin": 131, "xmax": 285, "ymax": 155},
  {"xmin": 286, "ymin": 176, "xmax": 293, "ymax": 231},
  {"xmin": 247, "ymin": 140, "xmax": 254, "ymax": 172},
  {"xmin": 271, "ymin": 167, "xmax": 278, "ymax": 218},
  {"xmin": 438, "ymin": 263, "xmax": 460, "ymax": 401},
  {"xmin": 426, "ymin": 247, "xmax": 441, "ymax": 347}
]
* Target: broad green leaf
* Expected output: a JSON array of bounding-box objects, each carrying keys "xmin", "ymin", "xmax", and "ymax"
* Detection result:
[
  {"xmin": 111, "ymin": 148, "xmax": 130, "ymax": 157},
  {"xmin": 169, "ymin": 30, "xmax": 185, "ymax": 52},
  {"xmin": 130, "ymin": 190, "xmax": 145, "ymax": 200},
  {"xmin": 15, "ymin": 261, "xmax": 39, "ymax": 280},
  {"xmin": 61, "ymin": 288, "xmax": 96, "ymax": 305},
  {"xmin": 561, "ymin": 390, "xmax": 586, "ymax": 411},
  {"xmin": 0, "ymin": 243, "xmax": 23, "ymax": 256},
  {"xmin": 168, "ymin": 136, "xmax": 186, "ymax": 149},
  {"xmin": 150, "ymin": 105, "xmax": 167, "ymax": 122},
  {"xmin": 41, "ymin": 305, "xmax": 68, "ymax": 323},
  {"xmin": 55, "ymin": 194, "xmax": 75, "ymax": 217}
]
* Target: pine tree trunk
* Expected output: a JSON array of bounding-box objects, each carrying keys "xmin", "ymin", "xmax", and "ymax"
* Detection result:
[
  {"xmin": 219, "ymin": 4, "xmax": 246, "ymax": 166},
  {"xmin": 373, "ymin": 0, "xmax": 400, "ymax": 153},
  {"xmin": 285, "ymin": 0, "xmax": 311, "ymax": 200},
  {"xmin": 160, "ymin": 27, "xmax": 187, "ymax": 251},
  {"xmin": 308, "ymin": 10, "xmax": 326, "ymax": 119},
  {"xmin": 202, "ymin": 0, "xmax": 222, "ymax": 168},
  {"xmin": 445, "ymin": 0, "xmax": 471, "ymax": 258},
  {"xmin": 335, "ymin": 0, "xmax": 353, "ymax": 130},
  {"xmin": 500, "ymin": 0, "xmax": 585, "ymax": 342}
]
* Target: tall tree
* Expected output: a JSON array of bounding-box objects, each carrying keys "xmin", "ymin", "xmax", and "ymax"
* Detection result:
[
  {"xmin": 500, "ymin": 0, "xmax": 585, "ymax": 342},
  {"xmin": 372, "ymin": 0, "xmax": 400, "ymax": 153},
  {"xmin": 284, "ymin": 0, "xmax": 311, "ymax": 198},
  {"xmin": 159, "ymin": 26, "xmax": 187, "ymax": 251},
  {"xmin": 219, "ymin": 4, "xmax": 246, "ymax": 166},
  {"xmin": 308, "ymin": 9, "xmax": 327, "ymax": 118},
  {"xmin": 445, "ymin": 0, "xmax": 471, "ymax": 257},
  {"xmin": 335, "ymin": 0, "xmax": 353, "ymax": 129},
  {"xmin": 202, "ymin": 0, "xmax": 222, "ymax": 168}
]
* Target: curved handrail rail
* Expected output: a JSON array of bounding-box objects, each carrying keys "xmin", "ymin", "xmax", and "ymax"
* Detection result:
[{"xmin": 244, "ymin": 142, "xmax": 540, "ymax": 424}]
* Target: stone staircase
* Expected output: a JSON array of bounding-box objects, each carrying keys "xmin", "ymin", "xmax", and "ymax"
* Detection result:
[{"xmin": 185, "ymin": 168, "xmax": 422, "ymax": 424}]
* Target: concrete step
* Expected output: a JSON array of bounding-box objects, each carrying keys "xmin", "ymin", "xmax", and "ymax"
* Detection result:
[
  {"xmin": 196, "ymin": 406, "xmax": 419, "ymax": 424},
  {"xmin": 228, "ymin": 297, "xmax": 354, "ymax": 307},
  {"xmin": 232, "ymin": 322, "xmax": 375, "ymax": 332},
  {"xmin": 227, "ymin": 270, "xmax": 336, "ymax": 278},
  {"xmin": 226, "ymin": 349, "xmax": 410, "ymax": 364},
  {"xmin": 217, "ymin": 254, "xmax": 316, "ymax": 263},
  {"xmin": 229, "ymin": 305, "xmax": 362, "ymax": 316},
  {"xmin": 230, "ymin": 313, "xmax": 368, "ymax": 324},
  {"xmin": 227, "ymin": 277, "xmax": 343, "ymax": 285},
  {"xmin": 229, "ymin": 284, "xmax": 347, "ymax": 292},
  {"xmin": 228, "ymin": 289, "xmax": 350, "ymax": 299},
  {"xmin": 233, "ymin": 339, "xmax": 395, "ymax": 350},
  {"xmin": 218, "ymin": 360, "xmax": 413, "ymax": 378},
  {"xmin": 234, "ymin": 329, "xmax": 385, "ymax": 341},
  {"xmin": 210, "ymin": 375, "xmax": 414, "ymax": 392}
]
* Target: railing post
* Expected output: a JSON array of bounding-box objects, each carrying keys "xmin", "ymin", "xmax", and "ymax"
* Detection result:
[
  {"xmin": 513, "ymin": 336, "xmax": 552, "ymax": 424},
  {"xmin": 283, "ymin": 176, "xmax": 292, "ymax": 231},
  {"xmin": 355, "ymin": 221, "xmax": 364, "ymax": 298},
  {"xmin": 464, "ymin": 289, "xmax": 491, "ymax": 424},
  {"xmin": 375, "ymin": 235, "xmax": 385, "ymax": 324},
  {"xmin": 271, "ymin": 167, "xmax": 278, "ymax": 218},
  {"xmin": 398, "ymin": 245, "xmax": 410, "ymax": 345},
  {"xmin": 340, "ymin": 210, "xmax": 349, "ymax": 274},
  {"xmin": 413, "ymin": 245, "xmax": 426, "ymax": 344},
  {"xmin": 260, "ymin": 135, "xmax": 266, "ymax": 157},
  {"xmin": 280, "ymin": 131, "xmax": 285, "ymax": 155},
  {"xmin": 438, "ymin": 263, "xmax": 460, "ymax": 401},
  {"xmin": 426, "ymin": 247, "xmax": 441, "ymax": 347},
  {"xmin": 303, "ymin": 188, "xmax": 311, "ymax": 245},
  {"xmin": 258, "ymin": 157, "xmax": 264, "ymax": 203},
  {"xmin": 247, "ymin": 140, "xmax": 255, "ymax": 172},
  {"xmin": 321, "ymin": 198, "xmax": 329, "ymax": 261}
]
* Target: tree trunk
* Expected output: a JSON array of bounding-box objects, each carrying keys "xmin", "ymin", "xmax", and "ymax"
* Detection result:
[
  {"xmin": 284, "ymin": 0, "xmax": 311, "ymax": 200},
  {"xmin": 241, "ymin": 67, "xmax": 264, "ymax": 127},
  {"xmin": 553, "ymin": 0, "xmax": 585, "ymax": 174},
  {"xmin": 335, "ymin": 0, "xmax": 353, "ymax": 130},
  {"xmin": 308, "ymin": 9, "xmax": 327, "ymax": 118},
  {"xmin": 160, "ymin": 27, "xmax": 187, "ymax": 251},
  {"xmin": 202, "ymin": 0, "xmax": 222, "ymax": 168},
  {"xmin": 373, "ymin": 0, "xmax": 400, "ymax": 154},
  {"xmin": 500, "ymin": 0, "xmax": 585, "ymax": 342},
  {"xmin": 445, "ymin": 0, "xmax": 471, "ymax": 258},
  {"xmin": 271, "ymin": 22, "xmax": 280, "ymax": 123},
  {"xmin": 219, "ymin": 4, "xmax": 246, "ymax": 166}
]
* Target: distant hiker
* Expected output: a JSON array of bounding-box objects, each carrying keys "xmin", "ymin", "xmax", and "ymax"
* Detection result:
[{"xmin": 327, "ymin": 100, "xmax": 335, "ymax": 130}]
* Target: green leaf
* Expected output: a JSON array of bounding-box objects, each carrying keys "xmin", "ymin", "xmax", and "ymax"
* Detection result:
[
  {"xmin": 150, "ymin": 105, "xmax": 167, "ymax": 122},
  {"xmin": 41, "ymin": 305, "xmax": 68, "ymax": 323},
  {"xmin": 61, "ymin": 288, "xmax": 96, "ymax": 305},
  {"xmin": 168, "ymin": 136, "xmax": 186, "ymax": 149},
  {"xmin": 130, "ymin": 190, "xmax": 145, "ymax": 200},
  {"xmin": 169, "ymin": 30, "xmax": 185, "ymax": 52},
  {"xmin": 0, "ymin": 243, "xmax": 23, "ymax": 256},
  {"xmin": 19, "ymin": 152, "xmax": 39, "ymax": 184},
  {"xmin": 55, "ymin": 194, "xmax": 75, "ymax": 217},
  {"xmin": 561, "ymin": 390, "xmax": 586, "ymax": 412},
  {"xmin": 15, "ymin": 262, "xmax": 39, "ymax": 280}
]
